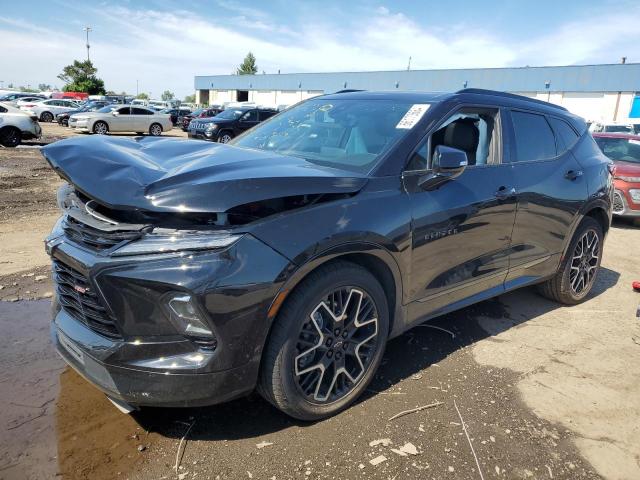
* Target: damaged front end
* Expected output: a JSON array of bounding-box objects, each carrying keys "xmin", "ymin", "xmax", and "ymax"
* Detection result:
[{"xmin": 43, "ymin": 135, "xmax": 367, "ymax": 408}]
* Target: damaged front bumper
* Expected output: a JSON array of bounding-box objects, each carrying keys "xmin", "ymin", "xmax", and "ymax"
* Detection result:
[{"xmin": 47, "ymin": 226, "xmax": 290, "ymax": 407}]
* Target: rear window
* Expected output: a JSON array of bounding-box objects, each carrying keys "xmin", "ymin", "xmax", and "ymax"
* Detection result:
[
  {"xmin": 549, "ymin": 117, "xmax": 579, "ymax": 152},
  {"xmin": 594, "ymin": 137, "xmax": 640, "ymax": 164},
  {"xmin": 511, "ymin": 111, "xmax": 557, "ymax": 162}
]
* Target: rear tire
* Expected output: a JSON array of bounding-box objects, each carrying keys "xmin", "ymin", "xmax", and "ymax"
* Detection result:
[
  {"xmin": 93, "ymin": 121, "xmax": 109, "ymax": 135},
  {"xmin": 149, "ymin": 123, "xmax": 162, "ymax": 136},
  {"xmin": 0, "ymin": 127, "xmax": 22, "ymax": 147},
  {"xmin": 537, "ymin": 216, "xmax": 603, "ymax": 304},
  {"xmin": 40, "ymin": 111, "xmax": 53, "ymax": 122},
  {"xmin": 259, "ymin": 261, "xmax": 389, "ymax": 420}
]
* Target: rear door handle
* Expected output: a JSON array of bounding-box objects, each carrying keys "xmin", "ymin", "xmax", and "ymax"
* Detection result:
[
  {"xmin": 565, "ymin": 169, "xmax": 583, "ymax": 181},
  {"xmin": 495, "ymin": 186, "xmax": 516, "ymax": 199}
]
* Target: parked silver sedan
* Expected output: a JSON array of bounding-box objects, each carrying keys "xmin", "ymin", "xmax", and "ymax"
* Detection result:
[{"xmin": 70, "ymin": 105, "xmax": 173, "ymax": 135}]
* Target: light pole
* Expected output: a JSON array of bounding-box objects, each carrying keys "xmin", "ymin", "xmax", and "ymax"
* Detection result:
[
  {"xmin": 136, "ymin": 80, "xmax": 139, "ymax": 97},
  {"xmin": 83, "ymin": 26, "xmax": 92, "ymax": 61}
]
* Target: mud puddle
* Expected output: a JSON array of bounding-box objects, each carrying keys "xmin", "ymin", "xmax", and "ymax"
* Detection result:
[{"xmin": 0, "ymin": 299, "xmax": 62, "ymax": 479}]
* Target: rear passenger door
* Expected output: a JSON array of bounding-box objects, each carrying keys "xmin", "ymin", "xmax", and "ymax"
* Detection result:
[
  {"xmin": 132, "ymin": 107, "xmax": 153, "ymax": 131},
  {"xmin": 504, "ymin": 110, "xmax": 587, "ymax": 284},
  {"xmin": 111, "ymin": 106, "xmax": 133, "ymax": 131}
]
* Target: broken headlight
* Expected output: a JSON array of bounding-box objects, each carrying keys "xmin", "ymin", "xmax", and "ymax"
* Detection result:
[{"xmin": 112, "ymin": 230, "xmax": 243, "ymax": 257}]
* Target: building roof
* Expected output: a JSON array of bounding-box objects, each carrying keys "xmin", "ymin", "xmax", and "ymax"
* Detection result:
[{"xmin": 195, "ymin": 63, "xmax": 640, "ymax": 93}]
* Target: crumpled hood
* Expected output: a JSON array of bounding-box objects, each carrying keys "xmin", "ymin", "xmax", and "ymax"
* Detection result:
[{"xmin": 41, "ymin": 135, "xmax": 368, "ymax": 212}]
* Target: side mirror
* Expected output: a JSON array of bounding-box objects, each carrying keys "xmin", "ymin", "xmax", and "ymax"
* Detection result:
[{"xmin": 418, "ymin": 145, "xmax": 468, "ymax": 189}]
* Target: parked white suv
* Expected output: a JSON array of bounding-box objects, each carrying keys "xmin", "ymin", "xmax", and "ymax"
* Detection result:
[
  {"xmin": 0, "ymin": 102, "xmax": 41, "ymax": 147},
  {"xmin": 20, "ymin": 99, "xmax": 80, "ymax": 122},
  {"xmin": 70, "ymin": 105, "xmax": 173, "ymax": 135}
]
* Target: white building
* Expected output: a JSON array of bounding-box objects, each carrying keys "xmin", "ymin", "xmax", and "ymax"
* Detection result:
[{"xmin": 195, "ymin": 63, "xmax": 640, "ymax": 123}]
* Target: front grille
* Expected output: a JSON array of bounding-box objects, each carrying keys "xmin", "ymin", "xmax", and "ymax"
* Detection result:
[
  {"xmin": 613, "ymin": 192, "xmax": 625, "ymax": 214},
  {"xmin": 53, "ymin": 260, "xmax": 122, "ymax": 339},
  {"xmin": 63, "ymin": 216, "xmax": 142, "ymax": 251}
]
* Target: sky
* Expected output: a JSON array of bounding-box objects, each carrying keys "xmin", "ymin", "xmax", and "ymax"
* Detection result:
[{"xmin": 1, "ymin": 0, "xmax": 639, "ymax": 99}]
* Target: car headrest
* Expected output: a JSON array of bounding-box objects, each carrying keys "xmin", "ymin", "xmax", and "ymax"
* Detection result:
[{"xmin": 443, "ymin": 120, "xmax": 479, "ymax": 153}]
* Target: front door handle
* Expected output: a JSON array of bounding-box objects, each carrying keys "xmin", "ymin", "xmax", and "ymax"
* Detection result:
[
  {"xmin": 495, "ymin": 186, "xmax": 516, "ymax": 199},
  {"xmin": 565, "ymin": 169, "xmax": 583, "ymax": 181}
]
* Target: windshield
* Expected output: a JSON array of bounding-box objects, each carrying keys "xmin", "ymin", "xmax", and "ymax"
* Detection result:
[
  {"xmin": 214, "ymin": 109, "xmax": 245, "ymax": 120},
  {"xmin": 594, "ymin": 137, "xmax": 640, "ymax": 164},
  {"xmin": 233, "ymin": 98, "xmax": 419, "ymax": 173},
  {"xmin": 96, "ymin": 106, "xmax": 116, "ymax": 113}
]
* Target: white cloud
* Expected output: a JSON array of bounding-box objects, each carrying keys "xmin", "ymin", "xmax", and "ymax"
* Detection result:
[{"xmin": 0, "ymin": 3, "xmax": 638, "ymax": 98}]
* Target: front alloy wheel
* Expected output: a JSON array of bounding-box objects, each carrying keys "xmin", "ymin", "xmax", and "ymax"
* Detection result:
[
  {"xmin": 294, "ymin": 288, "xmax": 379, "ymax": 403},
  {"xmin": 259, "ymin": 261, "xmax": 388, "ymax": 420},
  {"xmin": 218, "ymin": 132, "xmax": 233, "ymax": 143}
]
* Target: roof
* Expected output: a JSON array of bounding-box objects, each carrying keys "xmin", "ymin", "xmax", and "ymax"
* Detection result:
[{"xmin": 195, "ymin": 63, "xmax": 640, "ymax": 93}]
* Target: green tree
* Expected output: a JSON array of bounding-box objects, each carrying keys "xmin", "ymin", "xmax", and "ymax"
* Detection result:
[
  {"xmin": 161, "ymin": 90, "xmax": 175, "ymax": 101},
  {"xmin": 136, "ymin": 92, "xmax": 149, "ymax": 100},
  {"xmin": 57, "ymin": 59, "xmax": 106, "ymax": 95},
  {"xmin": 38, "ymin": 83, "xmax": 52, "ymax": 91},
  {"xmin": 19, "ymin": 85, "xmax": 38, "ymax": 93},
  {"xmin": 237, "ymin": 52, "xmax": 258, "ymax": 75},
  {"xmin": 184, "ymin": 94, "xmax": 196, "ymax": 103}
]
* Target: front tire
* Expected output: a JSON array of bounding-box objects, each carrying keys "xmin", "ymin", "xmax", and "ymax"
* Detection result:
[
  {"xmin": 217, "ymin": 131, "xmax": 233, "ymax": 143},
  {"xmin": 537, "ymin": 216, "xmax": 603, "ymax": 304},
  {"xmin": 149, "ymin": 123, "xmax": 162, "ymax": 136},
  {"xmin": 40, "ymin": 111, "xmax": 53, "ymax": 122},
  {"xmin": 0, "ymin": 127, "xmax": 21, "ymax": 147},
  {"xmin": 92, "ymin": 121, "xmax": 109, "ymax": 135},
  {"xmin": 259, "ymin": 261, "xmax": 389, "ymax": 420}
]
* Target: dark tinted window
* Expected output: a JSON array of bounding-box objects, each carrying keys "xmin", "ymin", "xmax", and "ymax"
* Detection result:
[
  {"xmin": 0, "ymin": 106, "xmax": 6, "ymax": 113},
  {"xmin": 511, "ymin": 111, "xmax": 556, "ymax": 161},
  {"xmin": 242, "ymin": 110, "xmax": 258, "ymax": 122},
  {"xmin": 259, "ymin": 110, "xmax": 276, "ymax": 121},
  {"xmin": 132, "ymin": 107, "xmax": 152, "ymax": 115},
  {"xmin": 549, "ymin": 117, "xmax": 579, "ymax": 151},
  {"xmin": 117, "ymin": 107, "xmax": 131, "ymax": 114}
]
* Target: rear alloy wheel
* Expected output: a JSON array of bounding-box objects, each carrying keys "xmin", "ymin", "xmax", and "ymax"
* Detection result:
[
  {"xmin": 218, "ymin": 131, "xmax": 233, "ymax": 143},
  {"xmin": 93, "ymin": 121, "xmax": 109, "ymax": 135},
  {"xmin": 40, "ymin": 111, "xmax": 54, "ymax": 122},
  {"xmin": 149, "ymin": 123, "xmax": 162, "ymax": 136},
  {"xmin": 0, "ymin": 127, "xmax": 22, "ymax": 147},
  {"xmin": 537, "ymin": 216, "xmax": 603, "ymax": 304},
  {"xmin": 259, "ymin": 261, "xmax": 388, "ymax": 420}
]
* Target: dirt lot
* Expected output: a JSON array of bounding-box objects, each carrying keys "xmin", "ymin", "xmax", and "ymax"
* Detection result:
[{"xmin": 1, "ymin": 123, "xmax": 639, "ymax": 480}]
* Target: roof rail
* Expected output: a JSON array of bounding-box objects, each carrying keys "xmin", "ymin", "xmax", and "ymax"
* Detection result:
[
  {"xmin": 334, "ymin": 89, "xmax": 365, "ymax": 94},
  {"xmin": 456, "ymin": 88, "xmax": 568, "ymax": 111}
]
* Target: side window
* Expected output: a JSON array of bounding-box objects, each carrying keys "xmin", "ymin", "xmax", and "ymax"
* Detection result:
[
  {"xmin": 407, "ymin": 107, "xmax": 502, "ymax": 171},
  {"xmin": 242, "ymin": 110, "xmax": 258, "ymax": 122},
  {"xmin": 117, "ymin": 107, "xmax": 131, "ymax": 115},
  {"xmin": 510, "ymin": 111, "xmax": 557, "ymax": 162},
  {"xmin": 549, "ymin": 117, "xmax": 579, "ymax": 152},
  {"xmin": 0, "ymin": 106, "xmax": 6, "ymax": 113},
  {"xmin": 259, "ymin": 111, "xmax": 276, "ymax": 121},
  {"xmin": 46, "ymin": 100, "xmax": 58, "ymax": 106},
  {"xmin": 132, "ymin": 108, "xmax": 152, "ymax": 115}
]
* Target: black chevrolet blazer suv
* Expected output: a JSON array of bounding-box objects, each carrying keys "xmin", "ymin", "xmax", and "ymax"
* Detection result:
[{"xmin": 43, "ymin": 89, "xmax": 612, "ymax": 420}]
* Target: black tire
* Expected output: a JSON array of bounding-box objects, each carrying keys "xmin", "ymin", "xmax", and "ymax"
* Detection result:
[
  {"xmin": 537, "ymin": 216, "xmax": 603, "ymax": 305},
  {"xmin": 0, "ymin": 127, "xmax": 22, "ymax": 147},
  {"xmin": 93, "ymin": 121, "xmax": 109, "ymax": 135},
  {"xmin": 217, "ymin": 131, "xmax": 233, "ymax": 143},
  {"xmin": 149, "ymin": 123, "xmax": 162, "ymax": 136},
  {"xmin": 40, "ymin": 111, "xmax": 54, "ymax": 122},
  {"xmin": 259, "ymin": 261, "xmax": 389, "ymax": 420}
]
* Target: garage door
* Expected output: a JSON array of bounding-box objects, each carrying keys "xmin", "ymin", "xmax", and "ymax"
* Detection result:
[{"xmin": 561, "ymin": 93, "xmax": 605, "ymax": 121}]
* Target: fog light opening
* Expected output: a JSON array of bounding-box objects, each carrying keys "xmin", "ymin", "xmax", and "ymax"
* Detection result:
[{"xmin": 167, "ymin": 294, "xmax": 215, "ymax": 340}]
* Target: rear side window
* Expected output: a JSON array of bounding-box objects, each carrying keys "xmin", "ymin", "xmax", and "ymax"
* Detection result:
[
  {"xmin": 259, "ymin": 110, "xmax": 276, "ymax": 121},
  {"xmin": 549, "ymin": 117, "xmax": 579, "ymax": 151},
  {"xmin": 132, "ymin": 108, "xmax": 152, "ymax": 115},
  {"xmin": 511, "ymin": 111, "xmax": 557, "ymax": 162},
  {"xmin": 0, "ymin": 106, "xmax": 6, "ymax": 113}
]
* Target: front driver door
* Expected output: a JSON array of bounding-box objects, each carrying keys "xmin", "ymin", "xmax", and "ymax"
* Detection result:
[
  {"xmin": 404, "ymin": 105, "xmax": 517, "ymax": 322},
  {"xmin": 237, "ymin": 109, "xmax": 259, "ymax": 134}
]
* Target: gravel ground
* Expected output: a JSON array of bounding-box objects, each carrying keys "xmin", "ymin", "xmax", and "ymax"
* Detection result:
[{"xmin": 0, "ymin": 123, "xmax": 639, "ymax": 480}]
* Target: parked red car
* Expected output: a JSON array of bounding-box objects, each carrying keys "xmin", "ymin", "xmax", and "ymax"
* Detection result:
[
  {"xmin": 181, "ymin": 107, "xmax": 222, "ymax": 131},
  {"xmin": 593, "ymin": 133, "xmax": 640, "ymax": 219}
]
